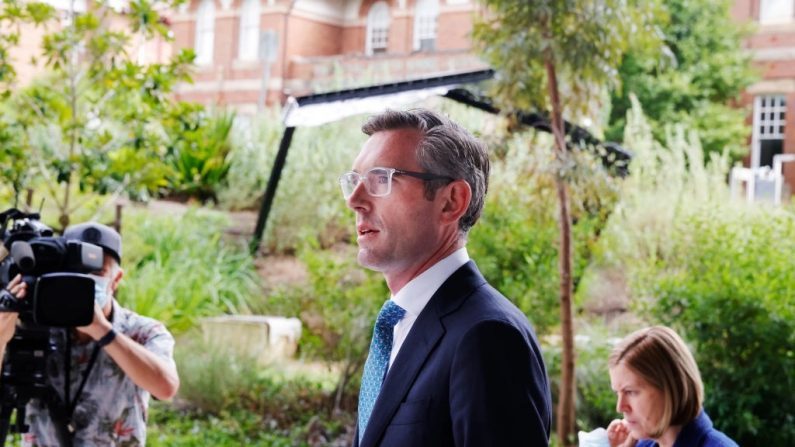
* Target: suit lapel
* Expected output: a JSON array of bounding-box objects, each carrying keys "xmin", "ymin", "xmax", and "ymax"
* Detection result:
[{"xmin": 359, "ymin": 262, "xmax": 485, "ymax": 447}]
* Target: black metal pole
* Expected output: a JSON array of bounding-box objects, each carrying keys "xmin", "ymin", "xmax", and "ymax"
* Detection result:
[{"xmin": 250, "ymin": 126, "xmax": 296, "ymax": 254}]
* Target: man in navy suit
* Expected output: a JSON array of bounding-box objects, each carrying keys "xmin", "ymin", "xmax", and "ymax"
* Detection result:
[{"xmin": 339, "ymin": 108, "xmax": 552, "ymax": 447}]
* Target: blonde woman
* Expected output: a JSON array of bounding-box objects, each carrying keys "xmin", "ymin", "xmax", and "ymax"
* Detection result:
[{"xmin": 607, "ymin": 326, "xmax": 737, "ymax": 447}]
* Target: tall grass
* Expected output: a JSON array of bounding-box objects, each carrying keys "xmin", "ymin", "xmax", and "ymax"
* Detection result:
[
  {"xmin": 587, "ymin": 97, "xmax": 795, "ymax": 444},
  {"xmin": 153, "ymin": 334, "xmax": 351, "ymax": 446},
  {"xmin": 217, "ymin": 98, "xmax": 512, "ymax": 254},
  {"xmin": 119, "ymin": 207, "xmax": 261, "ymax": 333},
  {"xmin": 468, "ymin": 124, "xmax": 620, "ymax": 334}
]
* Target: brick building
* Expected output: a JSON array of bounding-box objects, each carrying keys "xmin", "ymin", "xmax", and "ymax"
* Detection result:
[
  {"xmin": 6, "ymin": 0, "xmax": 795, "ymax": 195},
  {"xmin": 168, "ymin": 0, "xmax": 487, "ymax": 113},
  {"xmin": 6, "ymin": 0, "xmax": 172, "ymax": 86},
  {"xmin": 733, "ymin": 0, "xmax": 795, "ymax": 195}
]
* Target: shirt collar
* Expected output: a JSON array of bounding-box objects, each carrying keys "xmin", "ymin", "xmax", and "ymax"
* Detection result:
[{"xmin": 392, "ymin": 248, "xmax": 469, "ymax": 317}]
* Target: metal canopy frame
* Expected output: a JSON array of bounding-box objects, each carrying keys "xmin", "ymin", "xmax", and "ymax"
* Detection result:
[{"xmin": 250, "ymin": 69, "xmax": 631, "ymax": 253}]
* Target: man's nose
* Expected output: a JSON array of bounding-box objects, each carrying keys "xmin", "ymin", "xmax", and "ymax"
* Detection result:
[{"xmin": 346, "ymin": 181, "xmax": 368, "ymax": 209}]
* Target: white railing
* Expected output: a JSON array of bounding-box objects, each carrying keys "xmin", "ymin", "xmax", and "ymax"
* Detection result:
[
  {"xmin": 773, "ymin": 154, "xmax": 795, "ymax": 205},
  {"xmin": 730, "ymin": 154, "xmax": 795, "ymax": 205}
]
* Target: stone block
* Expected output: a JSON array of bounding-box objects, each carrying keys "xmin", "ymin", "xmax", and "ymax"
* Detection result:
[{"xmin": 199, "ymin": 315, "xmax": 302, "ymax": 364}]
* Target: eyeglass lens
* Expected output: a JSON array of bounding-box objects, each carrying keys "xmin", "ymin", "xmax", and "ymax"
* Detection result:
[{"xmin": 340, "ymin": 168, "xmax": 392, "ymax": 198}]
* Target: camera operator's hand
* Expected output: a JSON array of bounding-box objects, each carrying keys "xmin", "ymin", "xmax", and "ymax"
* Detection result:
[
  {"xmin": 6, "ymin": 274, "xmax": 27, "ymax": 300},
  {"xmin": 76, "ymin": 302, "xmax": 113, "ymax": 341},
  {"xmin": 0, "ymin": 274, "xmax": 27, "ymax": 366},
  {"xmin": 76, "ymin": 300, "xmax": 180, "ymax": 400},
  {"xmin": 0, "ymin": 274, "xmax": 26, "ymax": 346}
]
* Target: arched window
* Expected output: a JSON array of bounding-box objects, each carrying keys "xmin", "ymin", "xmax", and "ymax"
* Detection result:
[
  {"xmin": 238, "ymin": 0, "xmax": 261, "ymax": 61},
  {"xmin": 413, "ymin": 0, "xmax": 438, "ymax": 51},
  {"xmin": 195, "ymin": 0, "xmax": 215, "ymax": 65},
  {"xmin": 366, "ymin": 1, "xmax": 390, "ymax": 55}
]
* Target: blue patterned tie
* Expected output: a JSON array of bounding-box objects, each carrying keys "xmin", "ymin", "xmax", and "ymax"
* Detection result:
[{"xmin": 358, "ymin": 299, "xmax": 406, "ymax": 443}]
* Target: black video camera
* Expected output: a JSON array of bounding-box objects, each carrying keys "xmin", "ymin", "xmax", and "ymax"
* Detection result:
[
  {"xmin": 0, "ymin": 208, "xmax": 106, "ymax": 445},
  {"xmin": 0, "ymin": 209, "xmax": 101, "ymax": 327}
]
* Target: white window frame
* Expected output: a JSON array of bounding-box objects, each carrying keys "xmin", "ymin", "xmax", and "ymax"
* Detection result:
[
  {"xmin": 760, "ymin": 0, "xmax": 794, "ymax": 25},
  {"xmin": 366, "ymin": 1, "xmax": 390, "ymax": 55},
  {"xmin": 195, "ymin": 0, "xmax": 216, "ymax": 66},
  {"xmin": 751, "ymin": 94, "xmax": 787, "ymax": 168},
  {"xmin": 413, "ymin": 0, "xmax": 438, "ymax": 52},
  {"xmin": 42, "ymin": 0, "xmax": 86, "ymax": 13},
  {"xmin": 238, "ymin": 0, "xmax": 261, "ymax": 61}
]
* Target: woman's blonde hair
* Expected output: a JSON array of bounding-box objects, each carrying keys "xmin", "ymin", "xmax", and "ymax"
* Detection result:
[{"xmin": 609, "ymin": 326, "xmax": 703, "ymax": 438}]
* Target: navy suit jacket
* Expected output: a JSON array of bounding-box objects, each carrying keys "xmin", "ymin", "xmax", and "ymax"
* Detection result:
[
  {"xmin": 636, "ymin": 411, "xmax": 738, "ymax": 447},
  {"xmin": 354, "ymin": 261, "xmax": 552, "ymax": 447}
]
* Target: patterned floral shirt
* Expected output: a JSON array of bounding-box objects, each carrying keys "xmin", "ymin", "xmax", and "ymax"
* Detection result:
[{"xmin": 21, "ymin": 301, "xmax": 176, "ymax": 447}]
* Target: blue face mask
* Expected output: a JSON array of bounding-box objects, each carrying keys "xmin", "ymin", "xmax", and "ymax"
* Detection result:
[{"xmin": 88, "ymin": 274, "xmax": 111, "ymax": 308}]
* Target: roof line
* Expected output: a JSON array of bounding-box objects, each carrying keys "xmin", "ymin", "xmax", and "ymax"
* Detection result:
[{"xmin": 292, "ymin": 69, "xmax": 495, "ymax": 107}]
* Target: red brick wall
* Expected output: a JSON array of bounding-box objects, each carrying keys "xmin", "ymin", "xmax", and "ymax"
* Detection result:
[
  {"xmin": 285, "ymin": 15, "xmax": 343, "ymax": 59},
  {"xmin": 785, "ymin": 92, "xmax": 795, "ymax": 189},
  {"xmin": 731, "ymin": 0, "xmax": 754, "ymax": 21},
  {"xmin": 437, "ymin": 10, "xmax": 474, "ymax": 51},
  {"xmin": 389, "ymin": 16, "xmax": 412, "ymax": 54},
  {"xmin": 341, "ymin": 26, "xmax": 365, "ymax": 55},
  {"xmin": 215, "ymin": 15, "xmax": 239, "ymax": 67},
  {"xmin": 748, "ymin": 31, "xmax": 795, "ymax": 49}
]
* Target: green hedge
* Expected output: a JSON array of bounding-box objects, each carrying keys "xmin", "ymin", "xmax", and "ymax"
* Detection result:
[
  {"xmin": 591, "ymin": 100, "xmax": 795, "ymax": 445},
  {"xmin": 647, "ymin": 207, "xmax": 795, "ymax": 445}
]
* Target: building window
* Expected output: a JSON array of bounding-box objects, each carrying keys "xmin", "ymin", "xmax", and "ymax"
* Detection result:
[
  {"xmin": 195, "ymin": 0, "xmax": 215, "ymax": 65},
  {"xmin": 43, "ymin": 0, "xmax": 86, "ymax": 12},
  {"xmin": 414, "ymin": 0, "xmax": 438, "ymax": 52},
  {"xmin": 238, "ymin": 0, "xmax": 260, "ymax": 61},
  {"xmin": 752, "ymin": 95, "xmax": 787, "ymax": 168},
  {"xmin": 760, "ymin": 0, "xmax": 794, "ymax": 25},
  {"xmin": 366, "ymin": 1, "xmax": 389, "ymax": 55}
]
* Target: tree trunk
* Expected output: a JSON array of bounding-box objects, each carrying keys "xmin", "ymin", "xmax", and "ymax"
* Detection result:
[
  {"xmin": 59, "ymin": 0, "xmax": 80, "ymax": 231},
  {"xmin": 545, "ymin": 51, "xmax": 576, "ymax": 447}
]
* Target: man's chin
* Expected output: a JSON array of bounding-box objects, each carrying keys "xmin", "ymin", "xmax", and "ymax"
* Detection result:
[{"xmin": 357, "ymin": 250, "xmax": 385, "ymax": 272}]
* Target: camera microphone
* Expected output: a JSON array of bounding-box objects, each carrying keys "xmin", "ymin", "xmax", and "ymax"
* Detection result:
[{"xmin": 10, "ymin": 241, "xmax": 35, "ymax": 272}]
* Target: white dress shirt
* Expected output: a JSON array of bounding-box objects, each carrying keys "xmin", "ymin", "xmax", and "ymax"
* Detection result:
[{"xmin": 388, "ymin": 247, "xmax": 470, "ymax": 368}]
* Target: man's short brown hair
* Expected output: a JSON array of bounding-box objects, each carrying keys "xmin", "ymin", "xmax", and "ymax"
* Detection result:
[{"xmin": 362, "ymin": 108, "xmax": 490, "ymax": 235}]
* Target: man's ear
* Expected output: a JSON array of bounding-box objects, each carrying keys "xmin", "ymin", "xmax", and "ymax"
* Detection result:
[
  {"xmin": 110, "ymin": 267, "xmax": 124, "ymax": 295},
  {"xmin": 439, "ymin": 180, "xmax": 471, "ymax": 225}
]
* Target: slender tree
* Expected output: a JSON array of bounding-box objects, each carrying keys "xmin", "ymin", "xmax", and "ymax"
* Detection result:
[
  {"xmin": 0, "ymin": 0, "xmax": 193, "ymax": 227},
  {"xmin": 474, "ymin": 2, "xmax": 663, "ymax": 445}
]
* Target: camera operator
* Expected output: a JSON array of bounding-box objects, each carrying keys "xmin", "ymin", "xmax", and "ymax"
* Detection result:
[{"xmin": 0, "ymin": 222, "xmax": 179, "ymax": 446}]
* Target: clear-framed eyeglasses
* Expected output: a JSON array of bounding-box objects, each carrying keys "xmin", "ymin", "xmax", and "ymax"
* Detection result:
[{"xmin": 338, "ymin": 167, "xmax": 453, "ymax": 199}]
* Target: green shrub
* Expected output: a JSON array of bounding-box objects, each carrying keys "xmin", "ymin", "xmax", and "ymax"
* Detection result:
[
  {"xmin": 469, "ymin": 133, "xmax": 619, "ymax": 335},
  {"xmin": 148, "ymin": 406, "xmax": 294, "ymax": 447},
  {"xmin": 543, "ymin": 326, "xmax": 618, "ymax": 433},
  {"xmin": 257, "ymin": 241, "xmax": 387, "ymax": 411},
  {"xmin": 119, "ymin": 207, "xmax": 260, "ymax": 333},
  {"xmin": 163, "ymin": 334, "xmax": 352, "ymax": 446},
  {"xmin": 174, "ymin": 333, "xmax": 335, "ymax": 415},
  {"xmin": 591, "ymin": 99, "xmax": 795, "ymax": 445},
  {"xmin": 161, "ymin": 105, "xmax": 235, "ymax": 203},
  {"xmin": 148, "ymin": 403, "xmax": 353, "ymax": 447},
  {"xmin": 648, "ymin": 208, "xmax": 795, "ymax": 445}
]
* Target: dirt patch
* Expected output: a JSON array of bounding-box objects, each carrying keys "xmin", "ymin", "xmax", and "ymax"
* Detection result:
[
  {"xmin": 581, "ymin": 267, "xmax": 631, "ymax": 324},
  {"xmin": 256, "ymin": 255, "xmax": 309, "ymax": 290}
]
